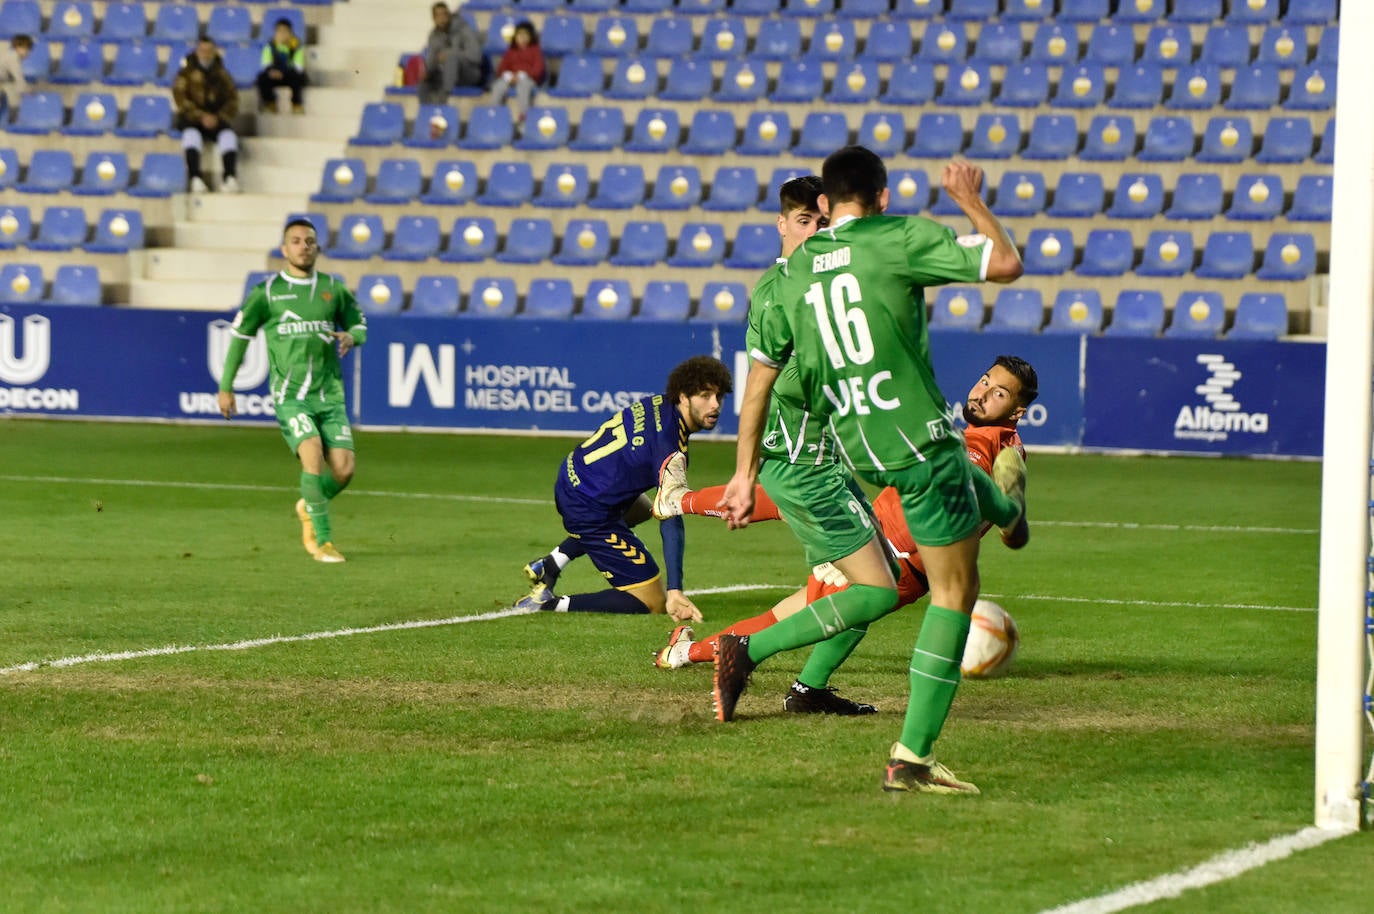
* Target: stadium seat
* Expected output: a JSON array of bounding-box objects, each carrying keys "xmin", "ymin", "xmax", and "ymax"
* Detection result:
[
  {"xmin": 1107, "ymin": 174, "xmax": 1165, "ymax": 220},
  {"xmin": 1228, "ymin": 293, "xmax": 1288, "ymax": 339},
  {"xmin": 128, "ymin": 152, "xmax": 185, "ymax": 198},
  {"xmin": 880, "ymin": 61, "xmax": 936, "ymax": 105},
  {"xmin": 934, "ymin": 185, "xmax": 979, "ymax": 219},
  {"xmin": 588, "ymin": 163, "xmax": 646, "ymax": 209},
  {"xmin": 1046, "ymin": 173, "xmax": 1104, "ymax": 218},
  {"xmin": 793, "ymin": 111, "xmax": 849, "ymax": 158},
  {"xmin": 1315, "ymin": 118, "xmax": 1335, "ymax": 164},
  {"xmin": 514, "ymin": 107, "xmax": 570, "ymax": 152},
  {"xmin": 827, "ymin": 61, "xmax": 881, "ymax": 105},
  {"xmin": 916, "ymin": 22, "xmax": 966, "ymax": 63},
  {"xmin": 49, "ymin": 1, "xmax": 95, "ymax": 38},
  {"xmin": 1255, "ymin": 117, "xmax": 1314, "ymax": 164},
  {"xmin": 810, "ymin": 20, "xmax": 857, "ymax": 61},
  {"xmin": 1105, "ymin": 290, "xmax": 1166, "ymax": 337},
  {"xmin": 609, "ymin": 221, "xmax": 668, "ymax": 266},
  {"xmin": 384, "ymin": 215, "xmax": 441, "ymax": 262},
  {"xmin": 660, "ymin": 58, "xmax": 712, "ymax": 102},
  {"xmin": 357, "ymin": 274, "xmax": 404, "ymax": 315},
  {"xmin": 151, "ymin": 4, "xmax": 199, "ymax": 45},
  {"xmin": 887, "ymin": 169, "xmax": 930, "ymax": 215},
  {"xmin": 667, "ymin": 222, "xmax": 726, "ymax": 268},
  {"xmin": 930, "ymin": 287, "xmax": 984, "ymax": 332},
  {"xmin": 1256, "ymin": 233, "xmax": 1316, "ymax": 281},
  {"xmin": 703, "ymin": 166, "xmax": 761, "ymax": 212},
  {"xmin": 679, "ymin": 110, "xmax": 736, "ymax": 156},
  {"xmin": 946, "ymin": 0, "xmax": 997, "ymax": 20},
  {"xmin": 18, "ymin": 150, "xmax": 75, "ymax": 194},
  {"xmin": 206, "ymin": 6, "xmax": 252, "ymax": 46},
  {"xmin": 1136, "ymin": 230, "xmax": 1195, "ymax": 277},
  {"xmin": 44, "ymin": 264, "xmax": 100, "ymax": 306},
  {"xmin": 986, "ymin": 288, "xmax": 1045, "ymax": 333},
  {"xmin": 938, "ymin": 63, "xmax": 992, "ymax": 106},
  {"xmin": 638, "ymin": 281, "xmax": 691, "ymax": 321},
  {"xmin": 992, "ymin": 171, "xmax": 1046, "ymax": 218},
  {"xmin": 52, "ymin": 39, "xmax": 103, "ymax": 85},
  {"xmin": 770, "ymin": 59, "xmax": 824, "ymax": 103},
  {"xmin": 786, "ymin": 0, "xmax": 837, "ymax": 16},
  {"xmin": 1195, "ymin": 232, "xmax": 1256, "ymax": 279},
  {"xmin": 311, "ymin": 158, "xmax": 366, "ymax": 204},
  {"xmin": 1142, "ymin": 25, "xmax": 1192, "ymax": 67},
  {"xmin": 439, "ymin": 217, "xmax": 498, "ymax": 263},
  {"xmin": 351, "ymin": 103, "xmax": 405, "ymax": 147},
  {"xmin": 1286, "ymin": 65, "xmax": 1336, "ymax": 110},
  {"xmin": 1197, "ymin": 116, "xmax": 1254, "ymax": 164},
  {"xmin": 1053, "ymin": 63, "xmax": 1107, "ymax": 109},
  {"xmin": 1288, "ymin": 175, "xmax": 1332, "ymax": 222},
  {"xmin": 863, "ymin": 21, "xmax": 913, "ymax": 62},
  {"xmin": 1227, "ymin": 174, "xmax": 1284, "ymax": 221},
  {"xmin": 1003, "ymin": 0, "xmax": 1050, "ymax": 20},
  {"xmin": 19, "ymin": 34, "xmax": 47, "ymax": 81},
  {"xmin": 0, "ymin": 205, "xmax": 32, "ymax": 249},
  {"xmin": 1228, "ymin": 0, "xmax": 1278, "ymax": 24},
  {"xmin": 1022, "ymin": 115, "xmax": 1078, "ymax": 160},
  {"xmin": 1166, "ymin": 292, "xmax": 1226, "ymax": 337},
  {"xmin": 110, "ymin": 94, "xmax": 169, "ymax": 140},
  {"xmin": 694, "ymin": 282, "xmax": 749, "ymax": 323},
  {"xmin": 1226, "ymin": 65, "xmax": 1281, "ymax": 110},
  {"xmin": 1022, "ymin": 228, "xmax": 1075, "ymax": 276},
  {"xmin": 495, "ymin": 218, "xmax": 555, "ymax": 265},
  {"xmin": 1165, "ymin": 174, "xmax": 1223, "ymax": 220},
  {"xmin": 1058, "ymin": 0, "xmax": 1109, "ymax": 21},
  {"xmin": 1110, "ymin": 64, "xmax": 1165, "ymax": 108},
  {"xmin": 964, "ymin": 114, "xmax": 1020, "ymax": 159},
  {"xmin": 483, "ymin": 14, "xmax": 518, "ymax": 56},
  {"xmin": 328, "ymin": 214, "xmax": 384, "ymax": 261},
  {"xmin": 477, "ymin": 161, "xmax": 535, "ymax": 207},
  {"xmin": 715, "ymin": 59, "xmax": 768, "ymax": 104},
  {"xmin": 552, "ymin": 219, "xmax": 610, "ymax": 266},
  {"xmin": 1138, "ymin": 117, "xmax": 1195, "ymax": 162},
  {"xmin": 221, "ymin": 45, "xmax": 259, "ymax": 89},
  {"xmin": 645, "ymin": 18, "xmax": 692, "ymax": 56},
  {"xmin": 906, "ymin": 113, "xmax": 963, "ymax": 159},
  {"xmin": 541, "ymin": 15, "xmax": 586, "ymax": 56},
  {"xmin": 724, "ymin": 224, "xmax": 778, "ymax": 270},
  {"xmin": 457, "ymin": 106, "xmax": 515, "ymax": 150},
  {"xmin": 546, "ymin": 55, "xmax": 604, "ymax": 99},
  {"xmin": 753, "ymin": 20, "xmax": 801, "ymax": 60},
  {"xmin": 62, "ymin": 92, "xmax": 117, "ymax": 137},
  {"xmin": 420, "ymin": 160, "xmax": 477, "ymax": 206},
  {"xmin": 1170, "ymin": 0, "xmax": 1221, "ymax": 21},
  {"xmin": 737, "ymin": 111, "xmax": 792, "ymax": 157},
  {"xmin": 569, "ymin": 107, "xmax": 625, "ymax": 152},
  {"xmin": 8, "ymin": 92, "xmax": 65, "ymax": 135},
  {"xmin": 1314, "ymin": 27, "xmax": 1339, "ymax": 65},
  {"xmin": 364, "ymin": 159, "xmax": 422, "ymax": 204},
  {"xmin": 0, "ymin": 264, "xmax": 44, "ymax": 305},
  {"xmin": 0, "ymin": 150, "xmax": 13, "ymax": 192},
  {"xmin": 1028, "ymin": 23, "xmax": 1079, "ymax": 65},
  {"xmin": 575, "ymin": 279, "xmax": 630, "ymax": 321},
  {"xmin": 29, "ymin": 206, "xmax": 87, "ymax": 252},
  {"xmin": 409, "ymin": 275, "xmax": 461, "ymax": 316},
  {"xmin": 465, "ymin": 277, "xmax": 518, "ymax": 318},
  {"xmin": 1079, "ymin": 116, "xmax": 1136, "ymax": 161},
  {"xmin": 534, "ymin": 163, "xmax": 590, "ymax": 209},
  {"xmin": 105, "ymin": 42, "xmax": 159, "ymax": 86},
  {"xmin": 1168, "ymin": 65, "xmax": 1221, "ymax": 110},
  {"xmin": 521, "ymin": 278, "xmax": 575, "ymax": 320},
  {"xmin": 73, "ymin": 151, "xmax": 129, "ymax": 196},
  {"xmin": 1198, "ymin": 24, "xmax": 1251, "ymax": 69},
  {"xmin": 645, "ymin": 166, "xmax": 702, "ymax": 210},
  {"xmin": 0, "ymin": 0, "xmax": 41, "ymax": 39},
  {"xmin": 1256, "ymin": 26, "xmax": 1307, "ymax": 67},
  {"xmin": 1045, "ymin": 289, "xmax": 1104, "ymax": 334},
  {"xmin": 1285, "ymin": 0, "xmax": 1337, "ymax": 24},
  {"xmin": 404, "ymin": 104, "xmax": 459, "ymax": 148},
  {"xmin": 997, "ymin": 63, "xmax": 1050, "ymax": 108},
  {"xmin": 1076, "ymin": 230, "xmax": 1134, "ymax": 277},
  {"xmin": 894, "ymin": 0, "xmax": 949, "ymax": 18},
  {"xmin": 971, "ymin": 22, "xmax": 1022, "ymax": 65},
  {"xmin": 700, "ymin": 19, "xmax": 747, "ymax": 60},
  {"xmin": 283, "ymin": 212, "xmax": 330, "ymax": 246},
  {"xmin": 1113, "ymin": 0, "xmax": 1164, "ymax": 22},
  {"xmin": 624, "ymin": 109, "xmax": 680, "ymax": 153},
  {"xmin": 856, "ymin": 112, "xmax": 905, "ymax": 158},
  {"xmin": 1085, "ymin": 25, "xmax": 1135, "ymax": 67}
]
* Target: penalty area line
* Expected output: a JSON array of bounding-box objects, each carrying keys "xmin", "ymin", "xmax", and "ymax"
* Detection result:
[{"xmin": 1037, "ymin": 825, "xmax": 1356, "ymax": 914}]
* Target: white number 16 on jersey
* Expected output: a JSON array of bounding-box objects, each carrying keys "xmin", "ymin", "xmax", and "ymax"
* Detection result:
[{"xmin": 805, "ymin": 276, "xmax": 874, "ymax": 370}]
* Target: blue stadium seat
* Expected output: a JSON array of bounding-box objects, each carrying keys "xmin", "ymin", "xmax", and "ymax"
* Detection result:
[
  {"xmin": 1197, "ymin": 116, "xmax": 1254, "ymax": 164},
  {"xmin": 964, "ymin": 114, "xmax": 1020, "ymax": 159},
  {"xmin": 724, "ymin": 224, "xmax": 779, "ymax": 270},
  {"xmin": 894, "ymin": 0, "xmax": 948, "ymax": 18},
  {"xmin": 310, "ymin": 158, "xmax": 366, "ymax": 204},
  {"xmin": 638, "ymin": 281, "xmax": 691, "ymax": 321},
  {"xmin": 0, "ymin": 205, "xmax": 32, "ymax": 249},
  {"xmin": 1256, "ymin": 233, "xmax": 1316, "ymax": 281},
  {"xmin": 1085, "ymin": 24, "xmax": 1135, "ymax": 67},
  {"xmin": 907, "ymin": 112, "xmax": 963, "ymax": 159},
  {"xmin": 569, "ymin": 0, "xmax": 617, "ymax": 13},
  {"xmin": 1314, "ymin": 28, "xmax": 1338, "ymax": 65},
  {"xmin": 785, "ymin": 0, "xmax": 836, "ymax": 16},
  {"xmin": 1285, "ymin": 0, "xmax": 1337, "ymax": 24},
  {"xmin": 1138, "ymin": 116, "xmax": 1195, "ymax": 162},
  {"xmin": 1142, "ymin": 25, "xmax": 1192, "ymax": 67},
  {"xmin": 0, "ymin": 0, "xmax": 41, "ymax": 39},
  {"xmin": 569, "ymin": 106, "xmax": 624, "ymax": 151},
  {"xmin": 1076, "ymin": 230, "xmax": 1133, "ymax": 277},
  {"xmin": 863, "ymin": 21, "xmax": 913, "ymax": 62},
  {"xmin": 30, "ymin": 206, "xmax": 87, "ymax": 251},
  {"xmin": 151, "ymin": 4, "xmax": 199, "ymax": 45},
  {"xmin": 73, "ymin": 151, "xmax": 129, "ymax": 196},
  {"xmin": 1168, "ymin": 65, "xmax": 1222, "ymax": 110},
  {"xmin": 49, "ymin": 1, "xmax": 95, "ymax": 38},
  {"xmin": 1166, "ymin": 174, "xmax": 1223, "ymax": 220},
  {"xmin": 457, "ymin": 106, "xmax": 515, "ymax": 150},
  {"xmin": 1228, "ymin": 293, "xmax": 1288, "ymax": 339},
  {"xmin": 645, "ymin": 19, "xmax": 692, "ymax": 56},
  {"xmin": 1286, "ymin": 65, "xmax": 1336, "ymax": 110},
  {"xmin": 52, "ymin": 39, "xmax": 103, "ymax": 85},
  {"xmin": 930, "ymin": 287, "xmax": 984, "ymax": 332},
  {"xmin": 827, "ymin": 61, "xmax": 881, "ymax": 105},
  {"xmin": 1112, "ymin": 0, "xmax": 1164, "ymax": 22},
  {"xmin": 793, "ymin": 111, "xmax": 849, "ymax": 158},
  {"xmin": 971, "ymin": 22, "xmax": 1022, "ymax": 65},
  {"xmin": 694, "ymin": 282, "xmax": 749, "ymax": 323},
  {"xmin": 715, "ymin": 59, "xmax": 768, "ymax": 103},
  {"xmin": 1045, "ymin": 289, "xmax": 1104, "ymax": 334},
  {"xmin": 1107, "ymin": 173, "xmax": 1165, "ymax": 219},
  {"xmin": 1046, "ymin": 172, "xmax": 1104, "ymax": 218},
  {"xmin": 420, "ymin": 160, "xmax": 477, "ymax": 205},
  {"xmin": 857, "ymin": 111, "xmax": 906, "ymax": 158},
  {"xmin": 552, "ymin": 219, "xmax": 610, "ymax": 266},
  {"xmin": 1028, "ymin": 23, "xmax": 1079, "ymax": 65},
  {"xmin": 679, "ymin": 110, "xmax": 736, "ymax": 156},
  {"xmin": 128, "ymin": 152, "xmax": 184, "ymax": 198},
  {"xmin": 464, "ymin": 277, "xmax": 517, "ymax": 319},
  {"xmin": 1315, "ymin": 118, "xmax": 1335, "ymax": 164},
  {"xmin": 19, "ymin": 34, "xmax": 47, "ymax": 80},
  {"xmin": 1058, "ymin": 0, "xmax": 1108, "ymax": 21},
  {"xmin": 668, "ymin": 222, "xmax": 726, "ymax": 268},
  {"xmin": 609, "ymin": 221, "xmax": 668, "ymax": 266},
  {"xmin": 761, "ymin": 166, "xmax": 809, "ymax": 210},
  {"xmin": 351, "ymin": 103, "xmax": 405, "ymax": 146},
  {"xmin": 383, "ymin": 215, "xmax": 441, "ymax": 262},
  {"xmin": 1166, "ymin": 292, "xmax": 1225, "ymax": 337},
  {"xmin": 1195, "ymin": 232, "xmax": 1256, "ymax": 279},
  {"xmin": 495, "ymin": 218, "xmax": 556, "ymax": 265},
  {"xmin": 514, "ymin": 106, "xmax": 571, "ymax": 151},
  {"xmin": 624, "ymin": 108, "xmax": 680, "ymax": 153},
  {"xmin": 404, "ymin": 104, "xmax": 459, "ymax": 148},
  {"xmin": 1198, "ymin": 25, "xmax": 1251, "ymax": 69},
  {"xmin": 283, "ymin": 212, "xmax": 329, "ymax": 246},
  {"xmin": 44, "ymin": 264, "xmax": 100, "ymax": 306},
  {"xmin": 1227, "ymin": 65, "xmax": 1282, "ymax": 110},
  {"xmin": 1136, "ymin": 230, "xmax": 1194, "ymax": 277},
  {"xmin": 887, "ymin": 169, "xmax": 930, "ymax": 215},
  {"xmin": 997, "ymin": 63, "xmax": 1050, "ymax": 108},
  {"xmin": 328, "ymin": 214, "xmax": 384, "ymax": 261},
  {"xmin": 112, "ymin": 94, "xmax": 170, "ymax": 140},
  {"xmin": 660, "ymin": 58, "xmax": 712, "ymax": 102},
  {"xmin": 737, "ymin": 111, "xmax": 791, "ymax": 156},
  {"xmin": 992, "ymin": 171, "xmax": 1046, "ymax": 218},
  {"xmin": 703, "ymin": 166, "xmax": 761, "ymax": 212},
  {"xmin": 1227, "ymin": 0, "xmax": 1278, "ymax": 24},
  {"xmin": 770, "ymin": 59, "xmax": 824, "ymax": 103},
  {"xmin": 589, "ymin": 163, "xmax": 646, "ymax": 209},
  {"xmin": 356, "ymin": 274, "xmax": 404, "ymax": 315},
  {"xmin": 206, "ymin": 6, "xmax": 253, "ymax": 46},
  {"xmin": 1227, "ymin": 174, "xmax": 1284, "ymax": 221},
  {"xmin": 1080, "ymin": 115, "xmax": 1135, "ymax": 161},
  {"xmin": 1169, "ymin": 0, "xmax": 1221, "ymax": 22},
  {"xmin": 1255, "ymin": 116, "xmax": 1314, "ymax": 163},
  {"xmin": 574, "ymin": 279, "xmax": 630, "ymax": 321},
  {"xmin": 810, "ymin": 20, "xmax": 857, "ymax": 60},
  {"xmin": 0, "ymin": 264, "xmax": 44, "ymax": 305},
  {"xmin": 646, "ymin": 166, "xmax": 702, "ymax": 211},
  {"xmin": 439, "ymin": 217, "xmax": 498, "ymax": 263},
  {"xmin": 364, "ymin": 159, "xmax": 422, "ymax": 204},
  {"xmin": 105, "ymin": 42, "xmax": 159, "ymax": 86},
  {"xmin": 917, "ymin": 22, "xmax": 966, "ymax": 63},
  {"xmin": 0, "ymin": 150, "xmax": 13, "ymax": 191},
  {"xmin": 546, "ymin": 55, "xmax": 604, "ymax": 99},
  {"xmin": 1288, "ymin": 174, "xmax": 1332, "ymax": 222},
  {"xmin": 946, "ymin": 0, "xmax": 996, "ymax": 20},
  {"xmin": 409, "ymin": 275, "xmax": 461, "ymax": 316},
  {"xmin": 18, "ymin": 150, "xmax": 75, "ymax": 193},
  {"xmin": 541, "ymin": 15, "xmax": 586, "ymax": 56},
  {"xmin": 1105, "ymin": 290, "xmax": 1166, "ymax": 337},
  {"xmin": 754, "ymin": 19, "xmax": 802, "ymax": 60},
  {"xmin": 700, "ymin": 19, "xmax": 747, "ymax": 59},
  {"xmin": 1110, "ymin": 63, "xmax": 1165, "ymax": 108},
  {"xmin": 1053, "ymin": 63, "xmax": 1107, "ymax": 109},
  {"xmin": 1003, "ymin": 0, "xmax": 1051, "ymax": 20},
  {"xmin": 1022, "ymin": 115, "xmax": 1078, "ymax": 160},
  {"xmin": 221, "ymin": 45, "xmax": 260, "ymax": 89},
  {"xmin": 8, "ymin": 92, "xmax": 64, "ymax": 135},
  {"xmin": 477, "ymin": 161, "xmax": 535, "ymax": 207},
  {"xmin": 1256, "ymin": 26, "xmax": 1307, "ymax": 67},
  {"xmin": 987, "ymin": 288, "xmax": 1045, "ymax": 333},
  {"xmin": 938, "ymin": 63, "xmax": 992, "ymax": 106},
  {"xmin": 1022, "ymin": 228, "xmax": 1075, "ymax": 276},
  {"xmin": 880, "ymin": 61, "xmax": 936, "ymax": 105},
  {"xmin": 534, "ymin": 163, "xmax": 591, "ymax": 208},
  {"xmin": 63, "ymin": 92, "xmax": 117, "ymax": 136}
]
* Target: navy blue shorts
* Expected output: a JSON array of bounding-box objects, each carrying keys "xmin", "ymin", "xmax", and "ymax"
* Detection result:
[{"xmin": 555, "ymin": 483, "xmax": 661, "ymax": 590}]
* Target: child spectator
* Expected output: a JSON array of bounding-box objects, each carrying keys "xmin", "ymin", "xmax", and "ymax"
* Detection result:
[
  {"xmin": 257, "ymin": 18, "xmax": 307, "ymax": 114},
  {"xmin": 490, "ymin": 21, "xmax": 544, "ymax": 125},
  {"xmin": 0, "ymin": 34, "xmax": 34, "ymax": 123}
]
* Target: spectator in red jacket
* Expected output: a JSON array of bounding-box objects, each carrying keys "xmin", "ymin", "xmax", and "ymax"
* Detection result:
[{"xmin": 490, "ymin": 20, "xmax": 544, "ymax": 125}]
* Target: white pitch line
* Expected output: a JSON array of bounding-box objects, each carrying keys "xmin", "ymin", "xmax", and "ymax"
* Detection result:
[
  {"xmin": 1038, "ymin": 825, "xmax": 1356, "ymax": 914},
  {"xmin": 981, "ymin": 592, "xmax": 1315, "ymax": 614}
]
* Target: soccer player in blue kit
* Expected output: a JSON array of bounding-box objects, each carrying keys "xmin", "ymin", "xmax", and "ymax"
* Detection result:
[{"xmin": 516, "ymin": 356, "xmax": 734, "ymax": 621}]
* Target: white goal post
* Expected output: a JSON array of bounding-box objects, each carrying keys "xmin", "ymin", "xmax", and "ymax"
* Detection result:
[{"xmin": 1314, "ymin": 1, "xmax": 1373, "ymax": 832}]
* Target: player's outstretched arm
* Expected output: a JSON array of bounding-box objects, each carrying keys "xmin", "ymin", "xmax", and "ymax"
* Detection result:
[
  {"xmin": 721, "ymin": 361, "xmax": 780, "ymax": 529},
  {"xmin": 666, "ymin": 590, "xmax": 703, "ymax": 623},
  {"xmin": 942, "ymin": 160, "xmax": 1023, "ymax": 283}
]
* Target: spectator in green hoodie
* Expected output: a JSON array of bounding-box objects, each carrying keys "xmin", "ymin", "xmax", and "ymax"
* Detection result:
[{"xmin": 257, "ymin": 18, "xmax": 307, "ymax": 114}]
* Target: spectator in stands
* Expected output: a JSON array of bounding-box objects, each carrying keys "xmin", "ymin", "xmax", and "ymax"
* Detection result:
[
  {"xmin": 0, "ymin": 34, "xmax": 34, "ymax": 124},
  {"xmin": 490, "ymin": 20, "xmax": 544, "ymax": 127},
  {"xmin": 257, "ymin": 17, "xmax": 307, "ymax": 114},
  {"xmin": 173, "ymin": 36, "xmax": 242, "ymax": 194},
  {"xmin": 418, "ymin": 2, "xmax": 483, "ymax": 105}
]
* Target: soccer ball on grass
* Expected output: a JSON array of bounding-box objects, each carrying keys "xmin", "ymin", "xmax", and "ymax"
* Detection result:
[{"xmin": 960, "ymin": 600, "xmax": 1019, "ymax": 679}]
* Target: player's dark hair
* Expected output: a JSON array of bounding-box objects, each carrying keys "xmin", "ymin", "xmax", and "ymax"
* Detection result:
[
  {"xmin": 282, "ymin": 218, "xmax": 318, "ymax": 240},
  {"xmin": 513, "ymin": 20, "xmax": 538, "ymax": 44},
  {"xmin": 821, "ymin": 145, "xmax": 887, "ymax": 212},
  {"xmin": 666, "ymin": 356, "xmax": 733, "ymax": 404},
  {"xmin": 994, "ymin": 355, "xmax": 1038, "ymax": 406},
  {"xmin": 778, "ymin": 175, "xmax": 822, "ymax": 215}
]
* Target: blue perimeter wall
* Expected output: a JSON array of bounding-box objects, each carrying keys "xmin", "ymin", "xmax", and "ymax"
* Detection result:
[{"xmin": 0, "ymin": 304, "xmax": 1325, "ymax": 458}]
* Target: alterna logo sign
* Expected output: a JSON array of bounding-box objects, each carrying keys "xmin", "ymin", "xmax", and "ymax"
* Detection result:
[
  {"xmin": 1173, "ymin": 353, "xmax": 1270, "ymax": 443},
  {"xmin": 0, "ymin": 313, "xmax": 79, "ymax": 411}
]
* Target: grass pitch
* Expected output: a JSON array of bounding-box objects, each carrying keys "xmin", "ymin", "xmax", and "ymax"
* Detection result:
[{"xmin": 0, "ymin": 418, "xmax": 1367, "ymax": 914}]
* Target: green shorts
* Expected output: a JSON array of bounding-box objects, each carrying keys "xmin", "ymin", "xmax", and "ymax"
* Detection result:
[
  {"xmin": 275, "ymin": 399, "xmax": 355, "ymax": 454},
  {"xmin": 759, "ymin": 458, "xmax": 877, "ymax": 566},
  {"xmin": 864, "ymin": 441, "xmax": 979, "ymax": 548}
]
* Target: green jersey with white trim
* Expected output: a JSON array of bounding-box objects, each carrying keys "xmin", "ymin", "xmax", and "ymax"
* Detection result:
[
  {"xmin": 746, "ymin": 261, "xmax": 839, "ymax": 467},
  {"xmin": 756, "ymin": 214, "xmax": 991, "ymax": 473},
  {"xmin": 229, "ymin": 271, "xmax": 366, "ymax": 404}
]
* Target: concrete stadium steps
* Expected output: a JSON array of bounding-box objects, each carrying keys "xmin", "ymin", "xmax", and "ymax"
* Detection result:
[
  {"xmin": 4, "ymin": 134, "xmax": 178, "ymax": 162},
  {"xmin": 125, "ymin": 276, "xmax": 247, "ymax": 311}
]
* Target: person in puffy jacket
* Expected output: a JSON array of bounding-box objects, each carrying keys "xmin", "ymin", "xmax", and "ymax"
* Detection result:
[{"xmin": 172, "ymin": 36, "xmax": 241, "ymax": 193}]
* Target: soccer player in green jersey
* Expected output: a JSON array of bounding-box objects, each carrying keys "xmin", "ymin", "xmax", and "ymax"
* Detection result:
[
  {"xmin": 217, "ymin": 218, "xmax": 368, "ymax": 563},
  {"xmin": 720, "ymin": 148, "xmax": 1025, "ymax": 795}
]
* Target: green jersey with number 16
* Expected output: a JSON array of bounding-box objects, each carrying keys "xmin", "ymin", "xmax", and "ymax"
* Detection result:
[{"xmin": 754, "ymin": 214, "xmax": 991, "ymax": 473}]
